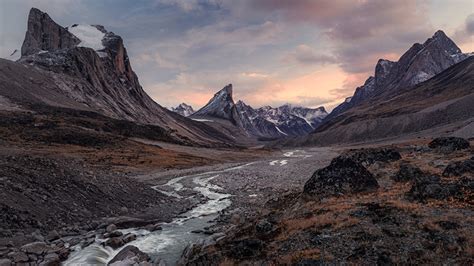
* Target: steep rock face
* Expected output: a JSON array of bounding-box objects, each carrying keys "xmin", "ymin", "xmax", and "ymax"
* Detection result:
[
  {"xmin": 171, "ymin": 103, "xmax": 194, "ymax": 117},
  {"xmin": 13, "ymin": 8, "xmax": 233, "ymax": 147},
  {"xmin": 21, "ymin": 8, "xmax": 80, "ymax": 56},
  {"xmin": 192, "ymin": 84, "xmax": 240, "ymax": 124},
  {"xmin": 326, "ymin": 30, "xmax": 471, "ymax": 121}
]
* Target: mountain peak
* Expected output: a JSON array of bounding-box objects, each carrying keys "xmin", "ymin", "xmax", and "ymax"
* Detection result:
[
  {"xmin": 21, "ymin": 8, "xmax": 80, "ymax": 56},
  {"xmin": 171, "ymin": 103, "xmax": 194, "ymax": 117},
  {"xmin": 192, "ymin": 84, "xmax": 238, "ymax": 122}
]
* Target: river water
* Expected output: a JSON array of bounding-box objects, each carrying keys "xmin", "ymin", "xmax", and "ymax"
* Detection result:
[{"xmin": 64, "ymin": 163, "xmax": 254, "ymax": 265}]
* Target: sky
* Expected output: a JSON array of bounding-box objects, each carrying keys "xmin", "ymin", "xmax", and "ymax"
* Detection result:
[{"xmin": 0, "ymin": 0, "xmax": 473, "ymax": 111}]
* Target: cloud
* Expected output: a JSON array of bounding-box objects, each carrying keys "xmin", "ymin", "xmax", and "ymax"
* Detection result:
[{"xmin": 282, "ymin": 44, "xmax": 337, "ymax": 66}]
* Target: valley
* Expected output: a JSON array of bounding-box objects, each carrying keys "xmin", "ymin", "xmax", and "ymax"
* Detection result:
[{"xmin": 0, "ymin": 4, "xmax": 473, "ymax": 266}]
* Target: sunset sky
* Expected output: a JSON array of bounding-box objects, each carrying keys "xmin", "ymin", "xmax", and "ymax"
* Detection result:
[{"xmin": 1, "ymin": 0, "xmax": 473, "ymax": 110}]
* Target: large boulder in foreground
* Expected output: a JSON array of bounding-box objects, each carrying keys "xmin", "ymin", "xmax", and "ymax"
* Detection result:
[
  {"xmin": 429, "ymin": 137, "xmax": 470, "ymax": 152},
  {"xmin": 303, "ymin": 156, "xmax": 379, "ymax": 198}
]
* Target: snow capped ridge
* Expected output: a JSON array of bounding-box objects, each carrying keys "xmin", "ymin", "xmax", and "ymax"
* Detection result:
[
  {"xmin": 193, "ymin": 84, "xmax": 328, "ymax": 138},
  {"xmin": 171, "ymin": 103, "xmax": 195, "ymax": 117}
]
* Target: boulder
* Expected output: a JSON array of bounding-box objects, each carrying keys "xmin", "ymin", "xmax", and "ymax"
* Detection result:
[
  {"xmin": 20, "ymin": 241, "xmax": 49, "ymax": 255},
  {"xmin": 8, "ymin": 251, "xmax": 28, "ymax": 263},
  {"xmin": 443, "ymin": 158, "xmax": 474, "ymax": 177},
  {"xmin": 39, "ymin": 253, "xmax": 60, "ymax": 266},
  {"xmin": 255, "ymin": 219, "xmax": 278, "ymax": 239},
  {"xmin": 106, "ymin": 224, "xmax": 117, "ymax": 233},
  {"xmin": 341, "ymin": 148, "xmax": 401, "ymax": 166},
  {"xmin": 46, "ymin": 230, "xmax": 60, "ymax": 242},
  {"xmin": 428, "ymin": 137, "xmax": 470, "ymax": 152},
  {"xmin": 105, "ymin": 230, "xmax": 123, "ymax": 238},
  {"xmin": 392, "ymin": 164, "xmax": 425, "ymax": 182},
  {"xmin": 104, "ymin": 237, "xmax": 124, "ymax": 249},
  {"xmin": 0, "ymin": 259, "xmax": 12, "ymax": 266},
  {"xmin": 122, "ymin": 233, "xmax": 137, "ymax": 244},
  {"xmin": 229, "ymin": 239, "xmax": 263, "ymax": 259},
  {"xmin": 406, "ymin": 175, "xmax": 463, "ymax": 202},
  {"xmin": 108, "ymin": 245, "xmax": 151, "ymax": 265},
  {"xmin": 303, "ymin": 156, "xmax": 379, "ymax": 198}
]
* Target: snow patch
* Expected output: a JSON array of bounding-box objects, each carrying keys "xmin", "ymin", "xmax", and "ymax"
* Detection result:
[
  {"xmin": 68, "ymin": 25, "xmax": 105, "ymax": 51},
  {"xmin": 192, "ymin": 118, "xmax": 214, "ymax": 122}
]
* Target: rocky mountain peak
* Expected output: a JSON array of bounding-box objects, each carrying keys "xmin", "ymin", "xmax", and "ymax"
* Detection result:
[
  {"xmin": 192, "ymin": 84, "xmax": 238, "ymax": 122},
  {"xmin": 171, "ymin": 103, "xmax": 194, "ymax": 117},
  {"xmin": 427, "ymin": 30, "xmax": 462, "ymax": 55},
  {"xmin": 21, "ymin": 8, "xmax": 80, "ymax": 56}
]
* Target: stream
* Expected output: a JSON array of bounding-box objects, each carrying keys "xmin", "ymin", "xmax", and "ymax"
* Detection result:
[{"xmin": 63, "ymin": 162, "xmax": 254, "ymax": 265}]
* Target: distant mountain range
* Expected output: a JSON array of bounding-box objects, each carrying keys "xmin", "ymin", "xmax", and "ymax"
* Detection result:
[
  {"xmin": 170, "ymin": 103, "xmax": 194, "ymax": 117},
  {"xmin": 183, "ymin": 84, "xmax": 327, "ymax": 139}
]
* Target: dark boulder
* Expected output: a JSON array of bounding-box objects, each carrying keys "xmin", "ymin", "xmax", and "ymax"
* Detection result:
[
  {"xmin": 393, "ymin": 164, "xmax": 425, "ymax": 182},
  {"xmin": 428, "ymin": 137, "xmax": 470, "ymax": 152},
  {"xmin": 104, "ymin": 237, "xmax": 124, "ymax": 249},
  {"xmin": 407, "ymin": 175, "xmax": 445, "ymax": 201},
  {"xmin": 341, "ymin": 148, "xmax": 401, "ymax": 165},
  {"xmin": 255, "ymin": 219, "xmax": 278, "ymax": 239},
  {"xmin": 303, "ymin": 156, "xmax": 379, "ymax": 198},
  {"xmin": 108, "ymin": 245, "xmax": 150, "ymax": 265},
  {"xmin": 229, "ymin": 239, "xmax": 263, "ymax": 259},
  {"xmin": 443, "ymin": 158, "xmax": 474, "ymax": 177}
]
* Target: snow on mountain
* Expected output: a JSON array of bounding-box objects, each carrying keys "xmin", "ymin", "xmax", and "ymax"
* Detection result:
[
  {"xmin": 171, "ymin": 103, "xmax": 195, "ymax": 117},
  {"xmin": 68, "ymin": 24, "xmax": 106, "ymax": 51}
]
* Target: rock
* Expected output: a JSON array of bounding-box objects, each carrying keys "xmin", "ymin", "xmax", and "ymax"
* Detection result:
[
  {"xmin": 20, "ymin": 241, "xmax": 49, "ymax": 255},
  {"xmin": 392, "ymin": 164, "xmax": 425, "ymax": 182},
  {"xmin": 39, "ymin": 253, "xmax": 60, "ymax": 266},
  {"xmin": 46, "ymin": 230, "xmax": 60, "ymax": 242},
  {"xmin": 428, "ymin": 137, "xmax": 470, "ymax": 152},
  {"xmin": 8, "ymin": 251, "xmax": 28, "ymax": 263},
  {"xmin": 32, "ymin": 230, "xmax": 45, "ymax": 242},
  {"xmin": 144, "ymin": 223, "xmax": 162, "ymax": 232},
  {"xmin": 106, "ymin": 224, "xmax": 117, "ymax": 233},
  {"xmin": 443, "ymin": 158, "xmax": 474, "ymax": 177},
  {"xmin": 303, "ymin": 156, "xmax": 379, "ymax": 198},
  {"xmin": 407, "ymin": 175, "xmax": 450, "ymax": 202},
  {"xmin": 108, "ymin": 245, "xmax": 151, "ymax": 265},
  {"xmin": 122, "ymin": 233, "xmax": 137, "ymax": 243},
  {"xmin": 341, "ymin": 148, "xmax": 401, "ymax": 166},
  {"xmin": 104, "ymin": 237, "xmax": 124, "ymax": 249},
  {"xmin": 0, "ymin": 259, "xmax": 12, "ymax": 266},
  {"xmin": 229, "ymin": 239, "xmax": 263, "ymax": 259},
  {"xmin": 105, "ymin": 230, "xmax": 123, "ymax": 238},
  {"xmin": 81, "ymin": 238, "xmax": 95, "ymax": 249},
  {"xmin": 21, "ymin": 8, "xmax": 80, "ymax": 56},
  {"xmin": 255, "ymin": 219, "xmax": 278, "ymax": 239}
]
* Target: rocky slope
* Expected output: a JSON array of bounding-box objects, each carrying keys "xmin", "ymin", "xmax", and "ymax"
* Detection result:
[
  {"xmin": 181, "ymin": 139, "xmax": 474, "ymax": 264},
  {"xmin": 326, "ymin": 30, "xmax": 472, "ymax": 121},
  {"xmin": 192, "ymin": 84, "xmax": 327, "ymax": 140},
  {"xmin": 170, "ymin": 103, "xmax": 195, "ymax": 117},
  {"xmin": 6, "ymin": 8, "xmax": 233, "ymax": 147},
  {"xmin": 291, "ymin": 56, "xmax": 474, "ymax": 146}
]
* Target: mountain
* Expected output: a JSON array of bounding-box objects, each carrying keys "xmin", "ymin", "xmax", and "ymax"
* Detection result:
[
  {"xmin": 289, "ymin": 56, "xmax": 474, "ymax": 146},
  {"xmin": 170, "ymin": 103, "xmax": 194, "ymax": 117},
  {"xmin": 2, "ymin": 8, "xmax": 233, "ymax": 147},
  {"xmin": 326, "ymin": 30, "xmax": 472, "ymax": 121},
  {"xmin": 192, "ymin": 84, "xmax": 328, "ymax": 140}
]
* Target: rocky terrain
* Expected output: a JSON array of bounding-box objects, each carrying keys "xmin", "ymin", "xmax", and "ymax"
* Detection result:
[{"xmin": 181, "ymin": 137, "xmax": 473, "ymax": 265}]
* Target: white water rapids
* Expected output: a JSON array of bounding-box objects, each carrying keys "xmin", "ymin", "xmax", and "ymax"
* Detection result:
[{"xmin": 64, "ymin": 162, "xmax": 254, "ymax": 265}]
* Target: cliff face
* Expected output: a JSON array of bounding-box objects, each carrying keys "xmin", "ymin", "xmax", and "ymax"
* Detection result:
[
  {"xmin": 21, "ymin": 8, "xmax": 80, "ymax": 56},
  {"xmin": 14, "ymin": 8, "xmax": 234, "ymax": 147}
]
